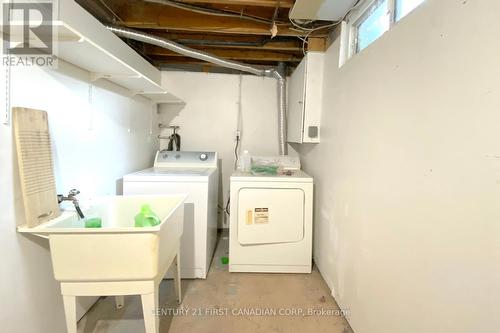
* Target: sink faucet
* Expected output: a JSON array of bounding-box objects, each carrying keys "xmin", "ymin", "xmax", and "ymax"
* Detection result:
[{"xmin": 58, "ymin": 189, "xmax": 85, "ymax": 219}]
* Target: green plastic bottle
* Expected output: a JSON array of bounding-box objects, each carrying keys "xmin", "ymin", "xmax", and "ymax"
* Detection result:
[
  {"xmin": 135, "ymin": 205, "xmax": 161, "ymax": 227},
  {"xmin": 84, "ymin": 217, "xmax": 102, "ymax": 228}
]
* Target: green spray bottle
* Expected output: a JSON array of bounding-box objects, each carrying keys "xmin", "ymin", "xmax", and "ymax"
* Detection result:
[{"xmin": 135, "ymin": 204, "xmax": 161, "ymax": 227}]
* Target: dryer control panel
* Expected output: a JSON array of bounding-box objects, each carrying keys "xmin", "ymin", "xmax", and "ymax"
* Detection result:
[{"xmin": 154, "ymin": 151, "xmax": 218, "ymax": 168}]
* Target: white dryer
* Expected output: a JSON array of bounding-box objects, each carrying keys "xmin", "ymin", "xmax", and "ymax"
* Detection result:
[
  {"xmin": 229, "ymin": 161, "xmax": 313, "ymax": 273},
  {"xmin": 123, "ymin": 151, "xmax": 218, "ymax": 279}
]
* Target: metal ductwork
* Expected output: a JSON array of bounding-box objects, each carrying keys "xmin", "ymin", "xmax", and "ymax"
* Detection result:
[{"xmin": 106, "ymin": 25, "xmax": 287, "ymax": 155}]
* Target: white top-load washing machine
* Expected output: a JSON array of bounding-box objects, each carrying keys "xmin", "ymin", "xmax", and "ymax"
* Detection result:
[
  {"xmin": 229, "ymin": 156, "xmax": 313, "ymax": 273},
  {"xmin": 123, "ymin": 151, "xmax": 218, "ymax": 279}
]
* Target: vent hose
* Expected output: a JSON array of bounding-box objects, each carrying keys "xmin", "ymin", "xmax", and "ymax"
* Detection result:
[
  {"xmin": 106, "ymin": 25, "xmax": 287, "ymax": 155},
  {"xmin": 265, "ymin": 68, "xmax": 287, "ymax": 156}
]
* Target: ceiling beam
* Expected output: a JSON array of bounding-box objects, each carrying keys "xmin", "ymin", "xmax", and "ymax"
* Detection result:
[
  {"xmin": 121, "ymin": 20, "xmax": 321, "ymax": 37},
  {"xmin": 145, "ymin": 45, "xmax": 302, "ymax": 62},
  {"xmin": 115, "ymin": 4, "xmax": 323, "ymax": 37},
  {"xmin": 151, "ymin": 56, "xmax": 293, "ymax": 67},
  {"xmin": 174, "ymin": 0, "xmax": 294, "ymax": 8},
  {"xmin": 77, "ymin": 0, "xmax": 307, "ymax": 68},
  {"xmin": 307, "ymin": 37, "xmax": 326, "ymax": 52},
  {"xmin": 131, "ymin": 35, "xmax": 301, "ymax": 51},
  {"xmin": 131, "ymin": 31, "xmax": 301, "ymax": 50},
  {"xmin": 185, "ymin": 41, "xmax": 301, "ymax": 51},
  {"xmin": 169, "ymin": 40, "xmax": 302, "ymax": 51}
]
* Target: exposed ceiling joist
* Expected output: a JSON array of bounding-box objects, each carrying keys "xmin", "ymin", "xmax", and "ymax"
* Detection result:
[
  {"xmin": 307, "ymin": 37, "xmax": 326, "ymax": 51},
  {"xmin": 131, "ymin": 31, "xmax": 302, "ymax": 50},
  {"xmin": 77, "ymin": 0, "xmax": 331, "ymax": 70},
  {"xmin": 145, "ymin": 44, "xmax": 302, "ymax": 62},
  {"xmin": 151, "ymin": 56, "xmax": 291, "ymax": 67},
  {"xmin": 194, "ymin": 41, "xmax": 301, "ymax": 51},
  {"xmin": 175, "ymin": 0, "xmax": 294, "ymax": 8},
  {"xmin": 117, "ymin": 6, "xmax": 320, "ymax": 37},
  {"xmin": 121, "ymin": 21, "xmax": 318, "ymax": 37},
  {"xmin": 110, "ymin": 2, "xmax": 323, "ymax": 37}
]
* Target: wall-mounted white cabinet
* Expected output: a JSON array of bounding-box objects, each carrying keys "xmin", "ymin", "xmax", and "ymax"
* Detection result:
[
  {"xmin": 287, "ymin": 52, "xmax": 324, "ymax": 143},
  {"xmin": 1, "ymin": 0, "xmax": 182, "ymax": 104}
]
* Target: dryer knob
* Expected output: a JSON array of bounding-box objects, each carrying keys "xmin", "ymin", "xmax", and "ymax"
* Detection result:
[{"xmin": 199, "ymin": 153, "xmax": 208, "ymax": 161}]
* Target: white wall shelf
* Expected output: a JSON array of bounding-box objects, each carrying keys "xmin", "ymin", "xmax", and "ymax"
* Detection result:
[
  {"xmin": 142, "ymin": 92, "xmax": 186, "ymax": 104},
  {"xmin": 1, "ymin": 0, "xmax": 183, "ymax": 104}
]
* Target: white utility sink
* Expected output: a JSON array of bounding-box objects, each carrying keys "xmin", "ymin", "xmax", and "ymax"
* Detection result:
[{"xmin": 18, "ymin": 194, "xmax": 187, "ymax": 333}]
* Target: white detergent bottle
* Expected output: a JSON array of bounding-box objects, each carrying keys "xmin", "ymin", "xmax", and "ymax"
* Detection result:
[{"xmin": 240, "ymin": 150, "xmax": 251, "ymax": 172}]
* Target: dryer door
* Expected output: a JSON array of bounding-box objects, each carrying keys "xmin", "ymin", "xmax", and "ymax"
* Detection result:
[{"xmin": 237, "ymin": 188, "xmax": 304, "ymax": 245}]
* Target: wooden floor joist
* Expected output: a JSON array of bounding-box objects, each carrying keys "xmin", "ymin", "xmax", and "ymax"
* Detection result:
[
  {"xmin": 114, "ymin": 3, "xmax": 322, "ymax": 37},
  {"xmin": 307, "ymin": 37, "xmax": 327, "ymax": 52},
  {"xmin": 77, "ymin": 0, "xmax": 331, "ymax": 69},
  {"xmin": 151, "ymin": 56, "xmax": 293, "ymax": 67},
  {"xmin": 175, "ymin": 0, "xmax": 294, "ymax": 8},
  {"xmin": 145, "ymin": 45, "xmax": 302, "ymax": 62},
  {"xmin": 120, "ymin": 21, "xmax": 319, "ymax": 38}
]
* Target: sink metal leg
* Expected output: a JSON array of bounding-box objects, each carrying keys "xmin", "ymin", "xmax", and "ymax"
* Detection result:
[
  {"xmin": 115, "ymin": 295, "xmax": 125, "ymax": 309},
  {"xmin": 141, "ymin": 292, "xmax": 159, "ymax": 333},
  {"xmin": 62, "ymin": 295, "xmax": 77, "ymax": 333},
  {"xmin": 174, "ymin": 249, "xmax": 182, "ymax": 304}
]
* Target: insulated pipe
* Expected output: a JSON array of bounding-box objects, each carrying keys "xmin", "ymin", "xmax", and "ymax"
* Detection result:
[
  {"xmin": 106, "ymin": 25, "xmax": 265, "ymax": 76},
  {"xmin": 106, "ymin": 25, "xmax": 287, "ymax": 155},
  {"xmin": 265, "ymin": 67, "xmax": 287, "ymax": 156}
]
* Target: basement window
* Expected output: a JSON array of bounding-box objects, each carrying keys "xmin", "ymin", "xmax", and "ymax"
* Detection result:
[
  {"xmin": 340, "ymin": 0, "xmax": 426, "ymax": 65},
  {"xmin": 395, "ymin": 0, "xmax": 425, "ymax": 21},
  {"xmin": 355, "ymin": 0, "xmax": 390, "ymax": 53}
]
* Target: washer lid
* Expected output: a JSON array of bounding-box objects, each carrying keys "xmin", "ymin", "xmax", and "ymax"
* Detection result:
[
  {"xmin": 123, "ymin": 167, "xmax": 213, "ymax": 182},
  {"xmin": 231, "ymin": 170, "xmax": 313, "ymax": 183}
]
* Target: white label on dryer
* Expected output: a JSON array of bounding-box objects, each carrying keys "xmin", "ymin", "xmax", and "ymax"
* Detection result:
[{"xmin": 254, "ymin": 208, "xmax": 269, "ymax": 224}]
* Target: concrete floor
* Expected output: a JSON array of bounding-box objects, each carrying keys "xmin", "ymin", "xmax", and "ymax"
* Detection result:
[{"xmin": 78, "ymin": 232, "xmax": 352, "ymax": 333}]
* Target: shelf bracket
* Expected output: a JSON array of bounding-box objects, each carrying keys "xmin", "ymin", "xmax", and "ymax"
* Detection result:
[
  {"xmin": 89, "ymin": 73, "xmax": 142, "ymax": 82},
  {"xmin": 127, "ymin": 90, "xmax": 146, "ymax": 98}
]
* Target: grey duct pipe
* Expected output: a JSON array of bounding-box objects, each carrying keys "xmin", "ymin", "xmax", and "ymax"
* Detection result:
[
  {"xmin": 265, "ymin": 66, "xmax": 287, "ymax": 156},
  {"xmin": 106, "ymin": 25, "xmax": 287, "ymax": 155}
]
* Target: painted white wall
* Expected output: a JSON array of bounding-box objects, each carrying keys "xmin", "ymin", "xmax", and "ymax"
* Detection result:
[
  {"xmin": 159, "ymin": 71, "xmax": 281, "ymax": 227},
  {"xmin": 0, "ymin": 60, "xmax": 158, "ymax": 332},
  {"xmin": 295, "ymin": 0, "xmax": 500, "ymax": 332}
]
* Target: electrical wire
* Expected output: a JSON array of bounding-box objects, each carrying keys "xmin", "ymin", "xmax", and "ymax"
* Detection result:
[
  {"xmin": 224, "ymin": 195, "xmax": 231, "ymax": 216},
  {"xmin": 289, "ymin": 0, "xmax": 364, "ymax": 54},
  {"xmin": 234, "ymin": 74, "xmax": 243, "ymax": 170},
  {"xmin": 234, "ymin": 137, "xmax": 240, "ymax": 170},
  {"xmin": 97, "ymin": 0, "xmax": 124, "ymax": 23},
  {"xmin": 226, "ymin": 74, "xmax": 244, "ymax": 216},
  {"xmin": 144, "ymin": 0, "xmax": 289, "ymax": 25}
]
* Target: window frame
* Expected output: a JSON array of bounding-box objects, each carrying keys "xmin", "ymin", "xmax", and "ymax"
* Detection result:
[
  {"xmin": 346, "ymin": 0, "xmax": 394, "ymax": 59},
  {"xmin": 339, "ymin": 0, "xmax": 423, "ymax": 66}
]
